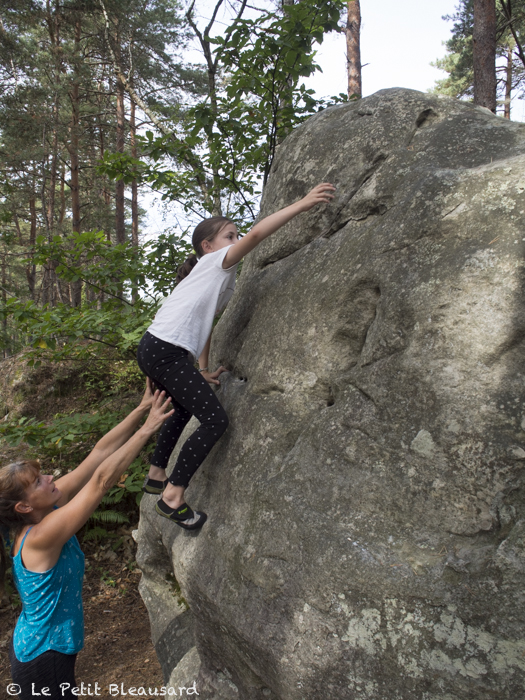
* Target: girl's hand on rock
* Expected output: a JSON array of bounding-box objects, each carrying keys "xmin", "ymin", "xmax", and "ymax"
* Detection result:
[
  {"xmin": 203, "ymin": 366, "xmax": 229, "ymax": 386},
  {"xmin": 143, "ymin": 390, "xmax": 174, "ymax": 433},
  {"xmin": 300, "ymin": 183, "xmax": 336, "ymax": 211}
]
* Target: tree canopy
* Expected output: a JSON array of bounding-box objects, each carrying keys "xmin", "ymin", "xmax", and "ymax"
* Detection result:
[{"xmin": 0, "ymin": 0, "xmax": 346, "ymax": 362}]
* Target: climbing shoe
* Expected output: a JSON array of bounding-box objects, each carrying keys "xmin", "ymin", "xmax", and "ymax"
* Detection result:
[
  {"xmin": 142, "ymin": 476, "xmax": 168, "ymax": 495},
  {"xmin": 155, "ymin": 499, "xmax": 207, "ymax": 530}
]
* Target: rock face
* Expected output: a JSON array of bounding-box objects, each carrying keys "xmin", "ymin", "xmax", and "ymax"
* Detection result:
[{"xmin": 136, "ymin": 89, "xmax": 525, "ymax": 700}]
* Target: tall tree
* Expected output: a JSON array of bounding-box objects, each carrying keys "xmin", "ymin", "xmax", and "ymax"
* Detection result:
[
  {"xmin": 0, "ymin": 0, "xmax": 191, "ymax": 354},
  {"xmin": 433, "ymin": 0, "xmax": 525, "ymax": 118},
  {"xmin": 346, "ymin": 0, "xmax": 362, "ymax": 98},
  {"xmin": 102, "ymin": 0, "xmax": 346, "ymax": 222},
  {"xmin": 473, "ymin": 0, "xmax": 497, "ymax": 111},
  {"xmin": 1, "ymin": 0, "xmax": 346, "ymax": 361}
]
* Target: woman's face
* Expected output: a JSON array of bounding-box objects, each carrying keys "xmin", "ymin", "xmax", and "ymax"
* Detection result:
[
  {"xmin": 21, "ymin": 472, "xmax": 60, "ymax": 513},
  {"xmin": 204, "ymin": 223, "xmax": 239, "ymax": 253}
]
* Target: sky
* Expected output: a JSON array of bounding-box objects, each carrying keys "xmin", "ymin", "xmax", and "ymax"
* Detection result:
[
  {"xmin": 304, "ymin": 0, "xmax": 459, "ymax": 98},
  {"xmin": 305, "ymin": 0, "xmax": 525, "ymax": 119}
]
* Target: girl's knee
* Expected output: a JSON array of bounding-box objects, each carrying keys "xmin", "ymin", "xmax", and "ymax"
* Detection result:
[{"xmin": 210, "ymin": 409, "xmax": 228, "ymax": 435}]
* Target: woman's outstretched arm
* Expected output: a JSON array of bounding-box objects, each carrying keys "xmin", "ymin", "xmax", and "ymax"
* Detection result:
[
  {"xmin": 22, "ymin": 390, "xmax": 174, "ymax": 572},
  {"xmin": 222, "ymin": 183, "xmax": 335, "ymax": 269},
  {"xmin": 55, "ymin": 379, "xmax": 155, "ymax": 505}
]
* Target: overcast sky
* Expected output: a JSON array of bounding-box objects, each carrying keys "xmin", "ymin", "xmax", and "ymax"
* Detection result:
[
  {"xmin": 305, "ymin": 0, "xmax": 525, "ymax": 120},
  {"xmin": 305, "ymin": 0, "xmax": 460, "ymax": 97}
]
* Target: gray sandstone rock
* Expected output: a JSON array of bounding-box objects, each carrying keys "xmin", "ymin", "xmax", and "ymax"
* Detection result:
[{"xmin": 136, "ymin": 88, "xmax": 525, "ymax": 699}]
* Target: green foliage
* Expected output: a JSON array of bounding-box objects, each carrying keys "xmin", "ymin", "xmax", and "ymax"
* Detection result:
[
  {"xmin": 99, "ymin": 0, "xmax": 347, "ymax": 220},
  {"xmin": 0, "ymin": 411, "xmax": 120, "ymax": 454},
  {"xmin": 90, "ymin": 509, "xmax": 130, "ymax": 525},
  {"xmin": 432, "ymin": 35, "xmax": 474, "ymax": 99},
  {"xmin": 101, "ymin": 456, "xmax": 147, "ymax": 508},
  {"xmin": 100, "ymin": 568, "xmax": 117, "ymax": 587},
  {"xmin": 0, "ymin": 229, "xmax": 192, "ymax": 361},
  {"xmin": 82, "ymin": 526, "xmax": 113, "ymax": 543},
  {"xmin": 0, "ymin": 358, "xmax": 150, "ymax": 529}
]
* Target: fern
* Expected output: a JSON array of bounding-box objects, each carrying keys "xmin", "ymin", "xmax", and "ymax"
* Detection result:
[
  {"xmin": 82, "ymin": 526, "xmax": 110, "ymax": 542},
  {"xmin": 89, "ymin": 509, "xmax": 129, "ymax": 524}
]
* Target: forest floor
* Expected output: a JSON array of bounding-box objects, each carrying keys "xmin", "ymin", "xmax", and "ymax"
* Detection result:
[{"xmin": 0, "ymin": 536, "xmax": 165, "ymax": 698}]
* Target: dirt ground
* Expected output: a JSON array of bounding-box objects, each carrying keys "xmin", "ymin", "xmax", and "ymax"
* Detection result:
[{"xmin": 0, "ymin": 543, "xmax": 166, "ymax": 698}]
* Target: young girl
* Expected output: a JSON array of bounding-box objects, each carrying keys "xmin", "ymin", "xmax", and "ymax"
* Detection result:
[{"xmin": 137, "ymin": 182, "xmax": 335, "ymax": 530}]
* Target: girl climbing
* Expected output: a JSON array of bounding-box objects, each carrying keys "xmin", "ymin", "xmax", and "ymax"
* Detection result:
[{"xmin": 137, "ymin": 182, "xmax": 336, "ymax": 530}]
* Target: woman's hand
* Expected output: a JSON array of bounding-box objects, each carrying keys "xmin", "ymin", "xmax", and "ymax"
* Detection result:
[
  {"xmin": 138, "ymin": 377, "xmax": 155, "ymax": 412},
  {"xmin": 142, "ymin": 390, "xmax": 174, "ymax": 434},
  {"xmin": 299, "ymin": 183, "xmax": 336, "ymax": 212},
  {"xmin": 202, "ymin": 366, "xmax": 229, "ymax": 386}
]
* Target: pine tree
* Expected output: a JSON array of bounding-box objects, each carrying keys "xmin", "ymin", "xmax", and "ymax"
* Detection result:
[
  {"xmin": 346, "ymin": 0, "xmax": 362, "ymax": 99},
  {"xmin": 433, "ymin": 0, "xmax": 525, "ymax": 118},
  {"xmin": 473, "ymin": 0, "xmax": 497, "ymax": 111}
]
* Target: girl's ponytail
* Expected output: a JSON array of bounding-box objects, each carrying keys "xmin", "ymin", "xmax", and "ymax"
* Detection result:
[
  {"xmin": 176, "ymin": 216, "xmax": 233, "ymax": 284},
  {"xmin": 176, "ymin": 254, "xmax": 198, "ymax": 285}
]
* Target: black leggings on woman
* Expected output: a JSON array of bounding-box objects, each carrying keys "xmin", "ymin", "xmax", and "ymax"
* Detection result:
[
  {"xmin": 9, "ymin": 639, "xmax": 78, "ymax": 700},
  {"xmin": 137, "ymin": 331, "xmax": 228, "ymax": 487}
]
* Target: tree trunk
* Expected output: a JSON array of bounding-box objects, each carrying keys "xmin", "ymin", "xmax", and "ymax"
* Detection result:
[
  {"xmin": 115, "ymin": 74, "xmax": 126, "ymax": 244},
  {"xmin": 130, "ymin": 93, "xmax": 139, "ymax": 303},
  {"xmin": 1, "ymin": 251, "xmax": 7, "ymax": 357},
  {"xmin": 69, "ymin": 14, "xmax": 82, "ymax": 307},
  {"xmin": 45, "ymin": 0, "xmax": 61, "ymax": 234},
  {"xmin": 130, "ymin": 95, "xmax": 138, "ymax": 249},
  {"xmin": 26, "ymin": 197, "xmax": 37, "ymax": 300},
  {"xmin": 98, "ymin": 101, "xmax": 111, "ymax": 242},
  {"xmin": 504, "ymin": 44, "xmax": 513, "ymax": 119},
  {"xmin": 346, "ymin": 0, "xmax": 362, "ymax": 99},
  {"xmin": 473, "ymin": 0, "xmax": 497, "ymax": 112},
  {"xmin": 58, "ymin": 163, "xmax": 66, "ymax": 226},
  {"xmin": 13, "ymin": 212, "xmax": 23, "ymax": 245}
]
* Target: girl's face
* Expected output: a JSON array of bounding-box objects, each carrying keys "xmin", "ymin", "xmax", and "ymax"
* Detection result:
[{"xmin": 203, "ymin": 223, "xmax": 239, "ymax": 254}]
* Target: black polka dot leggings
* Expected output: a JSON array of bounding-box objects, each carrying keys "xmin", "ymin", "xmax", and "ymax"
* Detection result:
[{"xmin": 137, "ymin": 331, "xmax": 229, "ymax": 488}]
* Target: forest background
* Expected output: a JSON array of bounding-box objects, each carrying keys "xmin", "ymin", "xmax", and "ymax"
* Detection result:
[{"xmin": 1, "ymin": 0, "xmax": 525, "ymax": 531}]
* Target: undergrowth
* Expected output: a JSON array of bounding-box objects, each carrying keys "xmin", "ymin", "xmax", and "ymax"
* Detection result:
[{"xmin": 0, "ymin": 356, "xmax": 152, "ymax": 539}]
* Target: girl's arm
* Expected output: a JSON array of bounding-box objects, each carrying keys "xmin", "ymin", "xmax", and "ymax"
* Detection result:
[
  {"xmin": 23, "ymin": 391, "xmax": 174, "ymax": 572},
  {"xmin": 198, "ymin": 332, "xmax": 227, "ymax": 386},
  {"xmin": 54, "ymin": 379, "xmax": 155, "ymax": 505},
  {"xmin": 222, "ymin": 182, "xmax": 335, "ymax": 269}
]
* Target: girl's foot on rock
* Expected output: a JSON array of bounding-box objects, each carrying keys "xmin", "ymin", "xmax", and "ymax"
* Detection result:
[
  {"xmin": 155, "ymin": 499, "xmax": 207, "ymax": 530},
  {"xmin": 142, "ymin": 476, "xmax": 168, "ymax": 495}
]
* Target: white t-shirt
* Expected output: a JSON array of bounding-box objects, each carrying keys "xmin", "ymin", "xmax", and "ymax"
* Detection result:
[{"xmin": 147, "ymin": 245, "xmax": 238, "ymax": 360}]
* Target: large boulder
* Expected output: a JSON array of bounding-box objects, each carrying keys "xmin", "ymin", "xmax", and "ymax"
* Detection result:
[{"xmin": 136, "ymin": 88, "xmax": 525, "ymax": 700}]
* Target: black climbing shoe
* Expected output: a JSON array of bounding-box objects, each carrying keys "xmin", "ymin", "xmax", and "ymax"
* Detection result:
[
  {"xmin": 155, "ymin": 499, "xmax": 207, "ymax": 530},
  {"xmin": 142, "ymin": 477, "xmax": 168, "ymax": 495}
]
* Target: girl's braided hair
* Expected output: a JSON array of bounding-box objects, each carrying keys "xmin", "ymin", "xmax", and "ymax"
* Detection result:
[
  {"xmin": 0, "ymin": 460, "xmax": 40, "ymax": 595},
  {"xmin": 176, "ymin": 216, "xmax": 233, "ymax": 284}
]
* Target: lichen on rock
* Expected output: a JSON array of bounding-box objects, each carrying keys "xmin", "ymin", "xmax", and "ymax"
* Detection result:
[{"xmin": 136, "ymin": 88, "xmax": 525, "ymax": 699}]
